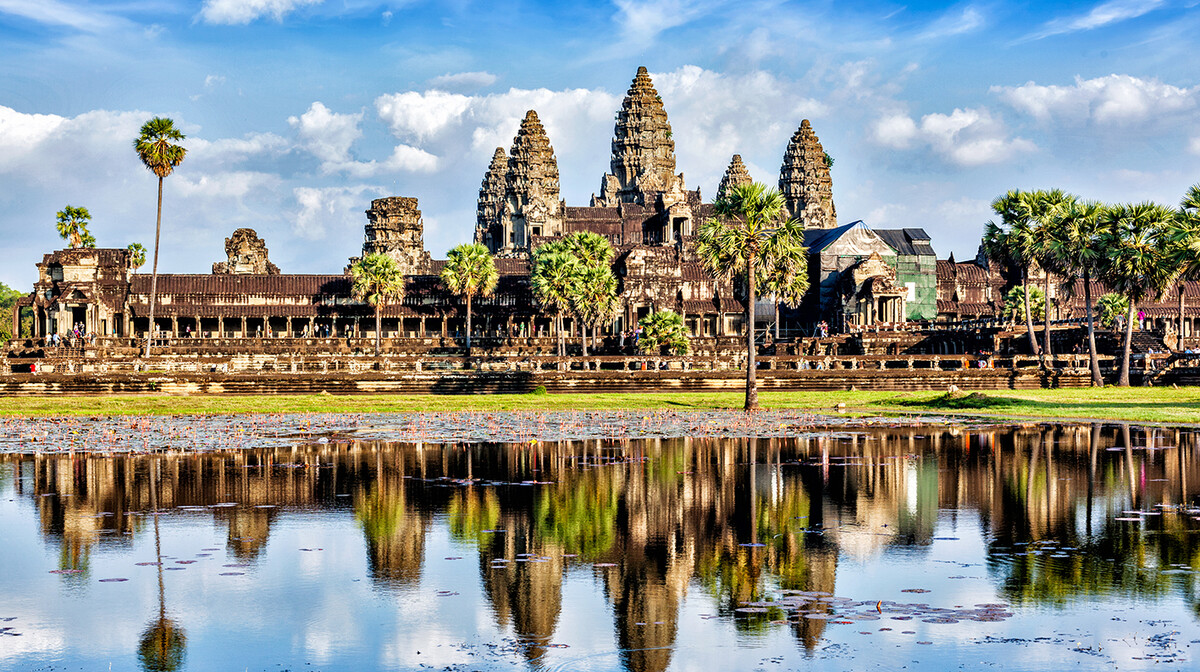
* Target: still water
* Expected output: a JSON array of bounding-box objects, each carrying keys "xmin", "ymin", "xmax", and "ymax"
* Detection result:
[{"xmin": 3, "ymin": 419, "xmax": 1200, "ymax": 671}]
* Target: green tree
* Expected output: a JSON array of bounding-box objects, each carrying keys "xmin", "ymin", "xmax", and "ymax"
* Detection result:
[
  {"xmin": 1026, "ymin": 189, "xmax": 1074, "ymax": 360},
  {"xmin": 1002, "ymin": 285, "xmax": 1045, "ymax": 323},
  {"xmin": 55, "ymin": 205, "xmax": 94, "ymax": 248},
  {"xmin": 351, "ymin": 253, "xmax": 406, "ymax": 357},
  {"xmin": 127, "ymin": 243, "xmax": 147, "ymax": 271},
  {"xmin": 531, "ymin": 245, "xmax": 582, "ymax": 357},
  {"xmin": 758, "ymin": 219, "xmax": 810, "ymax": 339},
  {"xmin": 1098, "ymin": 203, "xmax": 1177, "ymax": 386},
  {"xmin": 696, "ymin": 182, "xmax": 806, "ymax": 411},
  {"xmin": 1046, "ymin": 199, "xmax": 1107, "ymax": 385},
  {"xmin": 1166, "ymin": 184, "xmax": 1200, "ymax": 348},
  {"xmin": 0, "ymin": 282, "xmax": 25, "ymax": 342},
  {"xmin": 1097, "ymin": 293, "xmax": 1129, "ymax": 330},
  {"xmin": 133, "ymin": 117, "xmax": 187, "ymax": 357},
  {"xmin": 440, "ymin": 243, "xmax": 498, "ymax": 349},
  {"xmin": 572, "ymin": 264, "xmax": 618, "ymax": 356},
  {"xmin": 638, "ymin": 309, "xmax": 689, "ymax": 355},
  {"xmin": 984, "ymin": 190, "xmax": 1041, "ymax": 358}
]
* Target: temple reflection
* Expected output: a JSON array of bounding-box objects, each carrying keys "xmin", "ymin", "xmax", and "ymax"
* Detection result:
[{"xmin": 7, "ymin": 422, "xmax": 1200, "ymax": 671}]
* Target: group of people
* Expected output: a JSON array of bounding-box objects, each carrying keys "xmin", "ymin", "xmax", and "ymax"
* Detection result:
[
  {"xmin": 618, "ymin": 325, "xmax": 644, "ymax": 353},
  {"xmin": 47, "ymin": 323, "xmax": 95, "ymax": 347}
]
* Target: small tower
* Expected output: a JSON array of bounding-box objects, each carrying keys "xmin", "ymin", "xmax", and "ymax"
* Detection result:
[
  {"xmin": 502, "ymin": 110, "xmax": 563, "ymax": 252},
  {"xmin": 475, "ymin": 147, "xmax": 508, "ymax": 253},
  {"xmin": 716, "ymin": 154, "xmax": 752, "ymax": 200},
  {"xmin": 356, "ymin": 196, "xmax": 432, "ymax": 275},
  {"xmin": 778, "ymin": 120, "xmax": 837, "ymax": 229}
]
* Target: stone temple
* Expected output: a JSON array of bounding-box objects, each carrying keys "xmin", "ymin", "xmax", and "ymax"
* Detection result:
[{"xmin": 23, "ymin": 65, "xmax": 1196, "ymax": 349}]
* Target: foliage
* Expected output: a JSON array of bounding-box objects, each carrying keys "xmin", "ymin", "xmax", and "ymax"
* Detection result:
[
  {"xmin": 350, "ymin": 253, "xmax": 406, "ymax": 356},
  {"xmin": 1097, "ymin": 293, "xmax": 1129, "ymax": 329},
  {"xmin": 637, "ymin": 309, "xmax": 689, "ymax": 355},
  {"xmin": 134, "ymin": 118, "xmax": 187, "ymax": 179},
  {"xmin": 697, "ymin": 182, "xmax": 806, "ymax": 411},
  {"xmin": 440, "ymin": 243, "xmax": 497, "ymax": 348},
  {"xmin": 531, "ymin": 244, "xmax": 582, "ymax": 355},
  {"xmin": 0, "ymin": 282, "xmax": 24, "ymax": 342},
  {"xmin": 128, "ymin": 243, "xmax": 147, "ymax": 270},
  {"xmin": 1002, "ymin": 285, "xmax": 1045, "ymax": 323},
  {"xmin": 823, "ymin": 151, "xmax": 834, "ymax": 168},
  {"xmin": 137, "ymin": 617, "xmax": 187, "ymax": 672},
  {"xmin": 572, "ymin": 265, "xmax": 619, "ymax": 336},
  {"xmin": 55, "ymin": 205, "xmax": 94, "ymax": 248}
]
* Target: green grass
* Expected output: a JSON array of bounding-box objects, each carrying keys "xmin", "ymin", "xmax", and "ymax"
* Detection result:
[{"xmin": 0, "ymin": 387, "xmax": 1198, "ymax": 424}]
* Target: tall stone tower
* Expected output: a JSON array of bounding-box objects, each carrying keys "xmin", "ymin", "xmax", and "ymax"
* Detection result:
[
  {"xmin": 778, "ymin": 120, "xmax": 837, "ymax": 229},
  {"xmin": 474, "ymin": 147, "xmax": 507, "ymax": 253},
  {"xmin": 592, "ymin": 66, "xmax": 685, "ymax": 207},
  {"xmin": 716, "ymin": 154, "xmax": 752, "ymax": 200},
  {"xmin": 356, "ymin": 196, "xmax": 432, "ymax": 275},
  {"xmin": 501, "ymin": 110, "xmax": 563, "ymax": 253}
]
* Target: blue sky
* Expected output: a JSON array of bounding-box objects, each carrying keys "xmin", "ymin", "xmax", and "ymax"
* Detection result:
[{"xmin": 2, "ymin": 0, "xmax": 1199, "ymax": 290}]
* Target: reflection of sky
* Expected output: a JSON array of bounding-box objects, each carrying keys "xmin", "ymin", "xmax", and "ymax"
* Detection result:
[{"xmin": 4, "ymin": 456, "xmax": 1200, "ymax": 670}]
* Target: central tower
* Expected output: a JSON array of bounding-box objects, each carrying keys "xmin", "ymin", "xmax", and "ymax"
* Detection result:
[{"xmin": 592, "ymin": 67, "xmax": 685, "ymax": 207}]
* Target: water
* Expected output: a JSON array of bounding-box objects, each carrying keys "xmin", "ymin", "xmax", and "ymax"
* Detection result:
[{"xmin": 2, "ymin": 417, "xmax": 1200, "ymax": 671}]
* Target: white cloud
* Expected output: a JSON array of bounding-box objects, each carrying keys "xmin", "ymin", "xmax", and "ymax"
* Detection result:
[
  {"xmin": 0, "ymin": 0, "xmax": 123, "ymax": 32},
  {"xmin": 427, "ymin": 71, "xmax": 498, "ymax": 92},
  {"xmin": 871, "ymin": 107, "xmax": 1035, "ymax": 166},
  {"xmin": 994, "ymin": 74, "xmax": 1198, "ymax": 124},
  {"xmin": 293, "ymin": 185, "xmax": 385, "ymax": 240},
  {"xmin": 376, "ymin": 91, "xmax": 473, "ymax": 141},
  {"xmin": 174, "ymin": 171, "xmax": 281, "ymax": 200},
  {"xmin": 204, "ymin": 74, "xmax": 226, "ymax": 89},
  {"xmin": 199, "ymin": 0, "xmax": 323, "ymax": 25},
  {"xmin": 919, "ymin": 5, "xmax": 985, "ymax": 40},
  {"xmin": 326, "ymin": 144, "xmax": 439, "ymax": 178},
  {"xmin": 288, "ymin": 102, "xmax": 363, "ymax": 164},
  {"xmin": 612, "ymin": 0, "xmax": 720, "ymax": 42},
  {"xmin": 186, "ymin": 133, "xmax": 291, "ymax": 169},
  {"xmin": 1190, "ymin": 137, "xmax": 1200, "ymax": 156},
  {"xmin": 1024, "ymin": 0, "xmax": 1164, "ymax": 40}
]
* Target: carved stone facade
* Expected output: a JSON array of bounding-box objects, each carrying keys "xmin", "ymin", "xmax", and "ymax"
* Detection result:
[
  {"xmin": 841, "ymin": 252, "xmax": 907, "ymax": 325},
  {"xmin": 592, "ymin": 67, "xmax": 686, "ymax": 208},
  {"xmin": 212, "ymin": 228, "xmax": 280, "ymax": 275},
  {"xmin": 474, "ymin": 148, "xmax": 508, "ymax": 252},
  {"xmin": 779, "ymin": 120, "xmax": 837, "ymax": 229},
  {"xmin": 355, "ymin": 197, "xmax": 433, "ymax": 275},
  {"xmin": 716, "ymin": 154, "xmax": 752, "ymax": 200},
  {"xmin": 501, "ymin": 111, "xmax": 563, "ymax": 254}
]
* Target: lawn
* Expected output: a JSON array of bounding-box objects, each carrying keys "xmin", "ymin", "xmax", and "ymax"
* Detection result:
[{"xmin": 0, "ymin": 387, "xmax": 1195, "ymax": 424}]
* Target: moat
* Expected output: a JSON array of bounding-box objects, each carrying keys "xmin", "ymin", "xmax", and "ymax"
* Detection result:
[{"xmin": 3, "ymin": 414, "xmax": 1200, "ymax": 671}]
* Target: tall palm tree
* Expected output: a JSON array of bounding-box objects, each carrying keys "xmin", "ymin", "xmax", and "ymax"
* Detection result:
[
  {"xmin": 571, "ymin": 264, "xmax": 619, "ymax": 356},
  {"xmin": 133, "ymin": 118, "xmax": 187, "ymax": 357},
  {"xmin": 562, "ymin": 231, "xmax": 615, "ymax": 268},
  {"xmin": 983, "ymin": 190, "xmax": 1040, "ymax": 358},
  {"xmin": 1046, "ymin": 199, "xmax": 1106, "ymax": 385},
  {"xmin": 1098, "ymin": 202, "xmax": 1177, "ymax": 386},
  {"xmin": 696, "ymin": 182, "xmax": 805, "ymax": 411},
  {"xmin": 440, "ymin": 243, "xmax": 498, "ymax": 350},
  {"xmin": 531, "ymin": 247, "xmax": 581, "ymax": 357},
  {"xmin": 1167, "ymin": 184, "xmax": 1200, "ymax": 349},
  {"xmin": 1027, "ymin": 189, "xmax": 1073, "ymax": 362},
  {"xmin": 127, "ymin": 243, "xmax": 147, "ymax": 271},
  {"xmin": 758, "ymin": 219, "xmax": 810, "ymax": 339},
  {"xmin": 350, "ymin": 253, "xmax": 406, "ymax": 357},
  {"xmin": 55, "ymin": 205, "xmax": 93, "ymax": 248}
]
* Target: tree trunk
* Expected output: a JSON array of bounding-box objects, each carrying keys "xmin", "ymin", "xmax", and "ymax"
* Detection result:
[
  {"xmin": 1179, "ymin": 282, "xmax": 1186, "ymax": 351},
  {"xmin": 1043, "ymin": 271, "xmax": 1052, "ymax": 363},
  {"xmin": 774, "ymin": 297, "xmax": 780, "ymax": 340},
  {"xmin": 465, "ymin": 293, "xmax": 472, "ymax": 350},
  {"xmin": 1118, "ymin": 299, "xmax": 1135, "ymax": 387},
  {"xmin": 374, "ymin": 305, "xmax": 382, "ymax": 357},
  {"xmin": 1022, "ymin": 267, "xmax": 1040, "ymax": 357},
  {"xmin": 745, "ymin": 252, "xmax": 759, "ymax": 412},
  {"xmin": 145, "ymin": 176, "xmax": 164, "ymax": 358},
  {"xmin": 1084, "ymin": 270, "xmax": 1102, "ymax": 386},
  {"xmin": 581, "ymin": 318, "xmax": 589, "ymax": 357}
]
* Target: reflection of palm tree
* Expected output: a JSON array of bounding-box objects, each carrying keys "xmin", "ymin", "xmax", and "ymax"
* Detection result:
[
  {"xmin": 138, "ymin": 458, "xmax": 186, "ymax": 672},
  {"xmin": 356, "ymin": 475, "xmax": 427, "ymax": 588}
]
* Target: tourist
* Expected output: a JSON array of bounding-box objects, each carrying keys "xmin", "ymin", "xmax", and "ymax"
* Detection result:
[{"xmin": 1138, "ymin": 309, "xmax": 1145, "ymax": 330}]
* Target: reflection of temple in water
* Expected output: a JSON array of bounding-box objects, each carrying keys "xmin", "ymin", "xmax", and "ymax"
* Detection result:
[{"xmin": 6, "ymin": 422, "xmax": 1200, "ymax": 669}]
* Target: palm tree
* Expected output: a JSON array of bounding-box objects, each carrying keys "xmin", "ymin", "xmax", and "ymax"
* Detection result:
[
  {"xmin": 531, "ymin": 246, "xmax": 581, "ymax": 357},
  {"xmin": 55, "ymin": 205, "xmax": 93, "ymax": 248},
  {"xmin": 696, "ymin": 182, "xmax": 805, "ymax": 411},
  {"xmin": 1046, "ymin": 199, "xmax": 1106, "ymax": 385},
  {"xmin": 350, "ymin": 253, "xmax": 406, "ymax": 357},
  {"xmin": 1097, "ymin": 293, "xmax": 1129, "ymax": 330},
  {"xmin": 571, "ymin": 264, "xmax": 619, "ymax": 356},
  {"xmin": 1097, "ymin": 203, "xmax": 1177, "ymax": 386},
  {"xmin": 758, "ymin": 219, "xmax": 810, "ymax": 339},
  {"xmin": 1167, "ymin": 184, "xmax": 1200, "ymax": 349},
  {"xmin": 127, "ymin": 243, "xmax": 147, "ymax": 271},
  {"xmin": 133, "ymin": 118, "xmax": 187, "ymax": 357},
  {"xmin": 983, "ymin": 190, "xmax": 1040, "ymax": 358},
  {"xmin": 440, "ymin": 243, "xmax": 498, "ymax": 350},
  {"xmin": 1027, "ymin": 189, "xmax": 1073, "ymax": 361},
  {"xmin": 637, "ymin": 309, "xmax": 689, "ymax": 355}
]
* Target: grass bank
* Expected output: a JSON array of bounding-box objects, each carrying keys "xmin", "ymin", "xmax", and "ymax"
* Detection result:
[{"xmin": 0, "ymin": 387, "xmax": 1197, "ymax": 424}]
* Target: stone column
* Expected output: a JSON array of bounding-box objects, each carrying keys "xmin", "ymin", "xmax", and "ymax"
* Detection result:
[
  {"xmin": 286, "ymin": 316, "xmax": 293, "ymax": 338},
  {"xmin": 241, "ymin": 316, "xmax": 247, "ymax": 338}
]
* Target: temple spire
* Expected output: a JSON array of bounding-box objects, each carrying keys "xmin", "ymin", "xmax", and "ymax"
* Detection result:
[
  {"xmin": 503, "ymin": 110, "xmax": 562, "ymax": 252},
  {"xmin": 716, "ymin": 154, "xmax": 752, "ymax": 200},
  {"xmin": 475, "ymin": 147, "xmax": 507, "ymax": 252},
  {"xmin": 593, "ymin": 66, "xmax": 683, "ymax": 206},
  {"xmin": 778, "ymin": 120, "xmax": 836, "ymax": 229}
]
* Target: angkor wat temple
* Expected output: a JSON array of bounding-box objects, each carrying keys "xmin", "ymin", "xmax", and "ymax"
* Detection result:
[{"xmin": 10, "ymin": 66, "xmax": 1200, "ymax": 348}]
